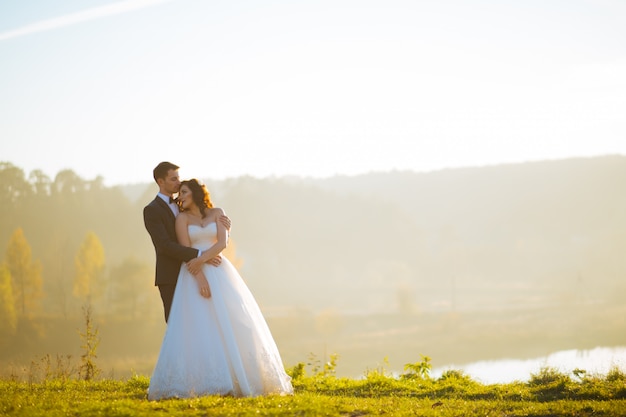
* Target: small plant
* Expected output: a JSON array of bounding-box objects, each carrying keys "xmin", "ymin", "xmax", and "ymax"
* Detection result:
[
  {"xmin": 439, "ymin": 369, "xmax": 473, "ymax": 383},
  {"xmin": 77, "ymin": 304, "xmax": 100, "ymax": 381},
  {"xmin": 606, "ymin": 366, "xmax": 626, "ymax": 382},
  {"xmin": 365, "ymin": 356, "xmax": 391, "ymax": 379},
  {"xmin": 528, "ymin": 367, "xmax": 570, "ymax": 387},
  {"xmin": 306, "ymin": 352, "xmax": 321, "ymax": 375},
  {"xmin": 528, "ymin": 366, "xmax": 574, "ymax": 401},
  {"xmin": 305, "ymin": 352, "xmax": 340, "ymax": 377},
  {"xmin": 286, "ymin": 362, "xmax": 306, "ymax": 380},
  {"xmin": 323, "ymin": 353, "xmax": 339, "ymax": 376},
  {"xmin": 41, "ymin": 353, "xmax": 75, "ymax": 381},
  {"xmin": 401, "ymin": 354, "xmax": 432, "ymax": 380},
  {"xmin": 572, "ymin": 368, "xmax": 587, "ymax": 382},
  {"xmin": 126, "ymin": 374, "xmax": 150, "ymax": 391}
]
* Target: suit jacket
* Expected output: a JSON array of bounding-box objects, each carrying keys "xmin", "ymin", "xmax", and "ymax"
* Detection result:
[{"xmin": 143, "ymin": 196, "xmax": 199, "ymax": 286}]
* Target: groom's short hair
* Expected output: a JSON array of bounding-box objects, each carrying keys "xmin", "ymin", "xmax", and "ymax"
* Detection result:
[{"xmin": 153, "ymin": 162, "xmax": 179, "ymax": 182}]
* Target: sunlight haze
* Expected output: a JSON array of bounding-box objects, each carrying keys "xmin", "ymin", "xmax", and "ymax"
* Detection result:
[{"xmin": 1, "ymin": 0, "xmax": 625, "ymax": 184}]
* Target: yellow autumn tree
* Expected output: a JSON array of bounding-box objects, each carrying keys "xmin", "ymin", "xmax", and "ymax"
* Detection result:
[
  {"xmin": 73, "ymin": 232, "xmax": 105, "ymax": 303},
  {"xmin": 4, "ymin": 228, "xmax": 43, "ymax": 317},
  {"xmin": 0, "ymin": 265, "xmax": 17, "ymax": 337}
]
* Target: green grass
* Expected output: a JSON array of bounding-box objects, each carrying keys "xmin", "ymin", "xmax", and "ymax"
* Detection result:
[{"xmin": 2, "ymin": 366, "xmax": 626, "ymax": 416}]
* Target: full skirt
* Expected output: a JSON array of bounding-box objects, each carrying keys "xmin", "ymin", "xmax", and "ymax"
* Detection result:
[{"xmin": 148, "ymin": 257, "xmax": 293, "ymax": 400}]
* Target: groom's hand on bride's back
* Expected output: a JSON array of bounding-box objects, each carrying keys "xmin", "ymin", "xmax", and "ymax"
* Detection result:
[{"xmin": 220, "ymin": 214, "xmax": 231, "ymax": 231}]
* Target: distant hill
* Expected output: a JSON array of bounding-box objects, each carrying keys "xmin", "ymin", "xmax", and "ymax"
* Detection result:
[
  {"xmin": 187, "ymin": 155, "xmax": 626, "ymax": 314},
  {"xmin": 307, "ymin": 155, "xmax": 626, "ymax": 240}
]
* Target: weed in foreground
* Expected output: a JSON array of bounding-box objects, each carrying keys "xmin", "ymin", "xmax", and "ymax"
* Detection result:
[{"xmin": 77, "ymin": 304, "xmax": 101, "ymax": 381}]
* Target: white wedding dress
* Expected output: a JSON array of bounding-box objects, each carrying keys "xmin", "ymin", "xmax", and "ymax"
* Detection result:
[{"xmin": 148, "ymin": 223, "xmax": 293, "ymax": 400}]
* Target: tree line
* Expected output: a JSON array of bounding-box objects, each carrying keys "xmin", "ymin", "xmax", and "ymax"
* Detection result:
[{"xmin": 0, "ymin": 162, "xmax": 161, "ymax": 345}]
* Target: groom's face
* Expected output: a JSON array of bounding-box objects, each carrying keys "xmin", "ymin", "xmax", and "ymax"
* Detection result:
[{"xmin": 160, "ymin": 169, "xmax": 181, "ymax": 195}]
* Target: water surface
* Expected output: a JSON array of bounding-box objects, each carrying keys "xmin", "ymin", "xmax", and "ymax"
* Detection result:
[{"xmin": 433, "ymin": 346, "xmax": 626, "ymax": 384}]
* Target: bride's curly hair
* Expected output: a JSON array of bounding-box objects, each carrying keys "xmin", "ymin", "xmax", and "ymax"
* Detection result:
[{"xmin": 180, "ymin": 179, "xmax": 213, "ymax": 217}]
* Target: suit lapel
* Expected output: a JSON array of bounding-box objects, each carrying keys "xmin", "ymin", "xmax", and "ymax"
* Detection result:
[{"xmin": 155, "ymin": 196, "xmax": 176, "ymax": 223}]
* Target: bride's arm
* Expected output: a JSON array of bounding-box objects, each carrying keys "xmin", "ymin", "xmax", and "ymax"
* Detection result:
[{"xmin": 176, "ymin": 213, "xmax": 211, "ymax": 298}]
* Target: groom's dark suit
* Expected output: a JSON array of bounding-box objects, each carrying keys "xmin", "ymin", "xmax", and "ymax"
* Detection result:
[{"xmin": 144, "ymin": 196, "xmax": 199, "ymax": 322}]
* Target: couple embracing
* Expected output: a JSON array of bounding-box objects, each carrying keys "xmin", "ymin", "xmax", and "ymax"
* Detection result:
[{"xmin": 143, "ymin": 162, "xmax": 292, "ymax": 400}]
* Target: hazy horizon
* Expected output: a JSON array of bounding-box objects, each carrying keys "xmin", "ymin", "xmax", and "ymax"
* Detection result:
[{"xmin": 3, "ymin": 153, "xmax": 625, "ymax": 187}]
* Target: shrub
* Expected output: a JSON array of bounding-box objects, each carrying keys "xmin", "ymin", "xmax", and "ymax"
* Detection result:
[
  {"xmin": 528, "ymin": 367, "xmax": 574, "ymax": 401},
  {"xmin": 606, "ymin": 366, "xmax": 626, "ymax": 383},
  {"xmin": 286, "ymin": 362, "xmax": 306, "ymax": 380},
  {"xmin": 400, "ymin": 354, "xmax": 431, "ymax": 380}
]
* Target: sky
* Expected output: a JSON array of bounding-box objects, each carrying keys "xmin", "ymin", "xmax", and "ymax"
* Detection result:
[{"xmin": 1, "ymin": 0, "xmax": 625, "ymax": 185}]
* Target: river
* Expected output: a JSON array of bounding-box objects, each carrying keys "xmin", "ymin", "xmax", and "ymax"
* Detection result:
[{"xmin": 432, "ymin": 346, "xmax": 626, "ymax": 384}]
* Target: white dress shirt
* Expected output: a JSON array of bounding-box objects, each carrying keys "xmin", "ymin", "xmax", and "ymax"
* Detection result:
[{"xmin": 157, "ymin": 193, "xmax": 179, "ymax": 217}]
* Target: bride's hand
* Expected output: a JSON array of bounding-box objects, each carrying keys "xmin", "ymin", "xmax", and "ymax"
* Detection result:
[
  {"xmin": 187, "ymin": 257, "xmax": 204, "ymax": 275},
  {"xmin": 207, "ymin": 255, "xmax": 222, "ymax": 267},
  {"xmin": 194, "ymin": 274, "xmax": 211, "ymax": 298}
]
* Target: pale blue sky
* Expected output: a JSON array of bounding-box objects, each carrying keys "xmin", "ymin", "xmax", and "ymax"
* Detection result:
[{"xmin": 1, "ymin": 0, "xmax": 625, "ymax": 185}]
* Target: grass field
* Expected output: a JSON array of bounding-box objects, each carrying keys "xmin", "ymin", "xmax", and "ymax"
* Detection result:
[
  {"xmin": 2, "ymin": 359, "xmax": 626, "ymax": 416},
  {"xmin": 2, "ymin": 305, "xmax": 626, "ymax": 416}
]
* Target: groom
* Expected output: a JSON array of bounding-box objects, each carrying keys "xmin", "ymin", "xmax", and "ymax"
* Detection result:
[{"xmin": 143, "ymin": 161, "xmax": 230, "ymax": 322}]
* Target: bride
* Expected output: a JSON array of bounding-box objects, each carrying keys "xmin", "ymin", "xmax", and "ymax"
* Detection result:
[{"xmin": 148, "ymin": 179, "xmax": 293, "ymax": 400}]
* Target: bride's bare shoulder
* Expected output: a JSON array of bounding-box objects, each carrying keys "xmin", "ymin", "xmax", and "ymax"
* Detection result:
[{"xmin": 208, "ymin": 207, "xmax": 225, "ymax": 218}]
